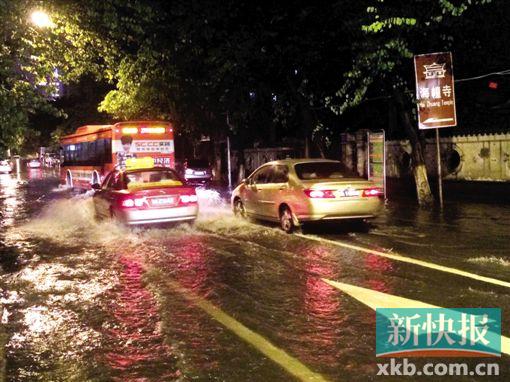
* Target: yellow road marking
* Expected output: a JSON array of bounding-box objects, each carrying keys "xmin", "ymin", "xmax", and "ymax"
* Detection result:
[
  {"xmin": 322, "ymin": 278, "xmax": 510, "ymax": 356},
  {"xmin": 297, "ymin": 234, "xmax": 510, "ymax": 289},
  {"xmin": 164, "ymin": 278, "xmax": 329, "ymax": 382}
]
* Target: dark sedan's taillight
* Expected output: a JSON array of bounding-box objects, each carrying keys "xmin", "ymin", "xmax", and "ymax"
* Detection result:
[
  {"xmin": 120, "ymin": 197, "xmax": 146, "ymax": 208},
  {"xmin": 179, "ymin": 194, "xmax": 198, "ymax": 204},
  {"xmin": 179, "ymin": 188, "xmax": 198, "ymax": 205}
]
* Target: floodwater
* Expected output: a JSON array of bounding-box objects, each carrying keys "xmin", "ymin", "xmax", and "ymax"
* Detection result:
[{"xmin": 1, "ymin": 170, "xmax": 509, "ymax": 381}]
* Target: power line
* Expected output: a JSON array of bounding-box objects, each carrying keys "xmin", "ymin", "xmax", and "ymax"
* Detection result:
[{"xmin": 455, "ymin": 69, "xmax": 510, "ymax": 83}]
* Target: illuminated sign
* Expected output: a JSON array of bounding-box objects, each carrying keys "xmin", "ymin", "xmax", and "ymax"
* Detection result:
[
  {"xmin": 113, "ymin": 139, "xmax": 174, "ymax": 154},
  {"xmin": 122, "ymin": 127, "xmax": 139, "ymax": 134},
  {"xmin": 141, "ymin": 127, "xmax": 166, "ymax": 134},
  {"xmin": 367, "ymin": 131, "xmax": 386, "ymax": 198},
  {"xmin": 414, "ymin": 52, "xmax": 457, "ymax": 129},
  {"xmin": 125, "ymin": 156, "xmax": 155, "ymax": 169}
]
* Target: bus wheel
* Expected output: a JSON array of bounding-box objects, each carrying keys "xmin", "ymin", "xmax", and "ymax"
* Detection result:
[
  {"xmin": 66, "ymin": 171, "xmax": 73, "ymax": 189},
  {"xmin": 92, "ymin": 171, "xmax": 100, "ymax": 186}
]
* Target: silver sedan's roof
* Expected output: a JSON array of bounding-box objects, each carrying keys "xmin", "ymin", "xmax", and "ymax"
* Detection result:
[{"xmin": 261, "ymin": 158, "xmax": 340, "ymax": 167}]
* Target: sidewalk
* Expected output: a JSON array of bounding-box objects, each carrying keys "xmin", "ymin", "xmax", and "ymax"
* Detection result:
[{"xmin": 387, "ymin": 178, "xmax": 510, "ymax": 204}]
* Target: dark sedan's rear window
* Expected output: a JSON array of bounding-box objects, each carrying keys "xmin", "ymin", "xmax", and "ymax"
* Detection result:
[
  {"xmin": 125, "ymin": 169, "xmax": 183, "ymax": 189},
  {"xmin": 294, "ymin": 162, "xmax": 359, "ymax": 180}
]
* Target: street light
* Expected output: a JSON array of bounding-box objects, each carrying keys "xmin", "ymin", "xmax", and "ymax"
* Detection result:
[{"xmin": 30, "ymin": 10, "xmax": 53, "ymax": 28}]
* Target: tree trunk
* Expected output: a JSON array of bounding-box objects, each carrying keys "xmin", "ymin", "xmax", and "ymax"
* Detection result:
[{"xmin": 394, "ymin": 91, "xmax": 434, "ymax": 206}]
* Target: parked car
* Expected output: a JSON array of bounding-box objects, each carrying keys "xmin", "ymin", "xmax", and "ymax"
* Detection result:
[
  {"xmin": 0, "ymin": 160, "xmax": 13, "ymax": 173},
  {"xmin": 92, "ymin": 165, "xmax": 198, "ymax": 225},
  {"xmin": 44, "ymin": 153, "xmax": 60, "ymax": 168},
  {"xmin": 231, "ymin": 159, "xmax": 383, "ymax": 233},
  {"xmin": 27, "ymin": 159, "xmax": 42, "ymax": 169},
  {"xmin": 183, "ymin": 158, "xmax": 213, "ymax": 185}
]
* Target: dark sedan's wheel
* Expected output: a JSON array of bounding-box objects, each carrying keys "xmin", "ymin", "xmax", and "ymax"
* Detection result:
[
  {"xmin": 233, "ymin": 198, "xmax": 246, "ymax": 218},
  {"xmin": 181, "ymin": 219, "xmax": 196, "ymax": 228},
  {"xmin": 93, "ymin": 209, "xmax": 103, "ymax": 222},
  {"xmin": 280, "ymin": 206, "xmax": 295, "ymax": 234}
]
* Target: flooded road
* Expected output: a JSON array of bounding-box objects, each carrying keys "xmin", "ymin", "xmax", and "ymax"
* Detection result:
[{"xmin": 1, "ymin": 170, "xmax": 509, "ymax": 381}]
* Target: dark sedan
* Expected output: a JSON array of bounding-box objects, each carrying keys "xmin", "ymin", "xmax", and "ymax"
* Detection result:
[{"xmin": 93, "ymin": 167, "xmax": 198, "ymax": 225}]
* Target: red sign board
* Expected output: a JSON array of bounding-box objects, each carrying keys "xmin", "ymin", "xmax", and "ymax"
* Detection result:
[{"xmin": 414, "ymin": 52, "xmax": 457, "ymax": 129}]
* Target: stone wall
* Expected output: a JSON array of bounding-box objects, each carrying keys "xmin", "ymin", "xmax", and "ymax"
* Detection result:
[{"xmin": 341, "ymin": 132, "xmax": 510, "ymax": 182}]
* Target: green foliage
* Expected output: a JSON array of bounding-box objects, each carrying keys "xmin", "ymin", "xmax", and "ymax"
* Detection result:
[
  {"xmin": 0, "ymin": 0, "xmax": 57, "ymax": 151},
  {"xmin": 0, "ymin": 0, "xmax": 156, "ymax": 152},
  {"xmin": 329, "ymin": 0, "xmax": 494, "ymax": 117},
  {"xmin": 0, "ymin": 0, "xmax": 502, "ymax": 157}
]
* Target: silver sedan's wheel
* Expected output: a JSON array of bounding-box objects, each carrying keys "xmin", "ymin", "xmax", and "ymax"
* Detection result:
[
  {"xmin": 233, "ymin": 199, "xmax": 246, "ymax": 218},
  {"xmin": 280, "ymin": 207, "xmax": 295, "ymax": 234}
]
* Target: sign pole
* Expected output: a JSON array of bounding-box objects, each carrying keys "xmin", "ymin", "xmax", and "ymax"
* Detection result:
[{"xmin": 435, "ymin": 128, "xmax": 443, "ymax": 209}]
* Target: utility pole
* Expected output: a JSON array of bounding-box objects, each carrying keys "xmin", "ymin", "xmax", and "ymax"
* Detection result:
[
  {"xmin": 226, "ymin": 113, "xmax": 233, "ymax": 190},
  {"xmin": 227, "ymin": 136, "xmax": 232, "ymax": 190}
]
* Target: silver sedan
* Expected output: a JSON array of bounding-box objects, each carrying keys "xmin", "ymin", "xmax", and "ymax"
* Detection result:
[{"xmin": 231, "ymin": 159, "xmax": 383, "ymax": 233}]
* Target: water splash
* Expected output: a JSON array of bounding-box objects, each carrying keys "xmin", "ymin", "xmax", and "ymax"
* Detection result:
[{"xmin": 14, "ymin": 187, "xmax": 251, "ymax": 248}]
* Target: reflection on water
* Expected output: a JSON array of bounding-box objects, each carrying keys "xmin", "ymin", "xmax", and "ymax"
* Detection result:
[
  {"xmin": 3, "ymin": 246, "xmax": 113, "ymax": 381},
  {"xmin": 104, "ymin": 255, "xmax": 179, "ymax": 381},
  {"xmin": 0, "ymin": 173, "xmax": 22, "ymax": 228},
  {"xmin": 26, "ymin": 169, "xmax": 44, "ymax": 180},
  {"xmin": 3, "ymin": 173, "xmax": 510, "ymax": 381}
]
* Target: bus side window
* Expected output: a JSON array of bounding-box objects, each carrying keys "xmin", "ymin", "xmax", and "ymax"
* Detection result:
[{"xmin": 104, "ymin": 139, "xmax": 112, "ymax": 163}]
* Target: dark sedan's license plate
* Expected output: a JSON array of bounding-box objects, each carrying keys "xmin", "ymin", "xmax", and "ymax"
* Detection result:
[{"xmin": 150, "ymin": 197, "xmax": 177, "ymax": 207}]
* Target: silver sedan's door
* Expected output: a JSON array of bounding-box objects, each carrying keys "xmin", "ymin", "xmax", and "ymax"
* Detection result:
[
  {"xmin": 257, "ymin": 165, "xmax": 289, "ymax": 219},
  {"xmin": 242, "ymin": 166, "xmax": 269, "ymax": 216}
]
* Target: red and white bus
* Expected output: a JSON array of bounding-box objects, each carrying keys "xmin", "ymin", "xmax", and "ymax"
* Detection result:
[{"xmin": 60, "ymin": 121, "xmax": 175, "ymax": 189}]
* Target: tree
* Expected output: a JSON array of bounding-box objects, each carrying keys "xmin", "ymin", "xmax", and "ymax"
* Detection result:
[
  {"xmin": 0, "ymin": 0, "xmax": 62, "ymax": 153},
  {"xmin": 327, "ymin": 0, "xmax": 495, "ymax": 206}
]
